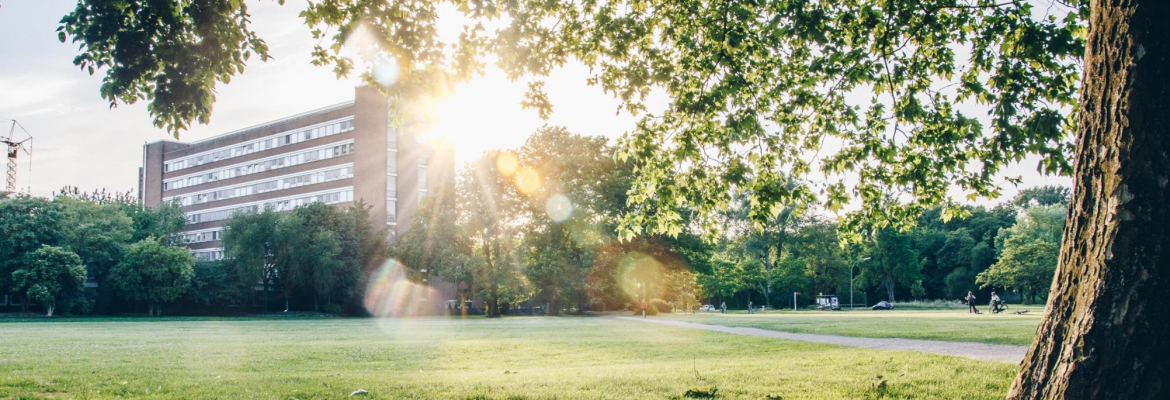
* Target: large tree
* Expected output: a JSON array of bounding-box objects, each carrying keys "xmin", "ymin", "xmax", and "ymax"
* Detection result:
[
  {"xmin": 11, "ymin": 245, "xmax": 87, "ymax": 317},
  {"xmin": 978, "ymin": 204, "xmax": 1067, "ymax": 303},
  {"xmin": 60, "ymin": 0, "xmax": 1170, "ymax": 396},
  {"xmin": 108, "ymin": 237, "xmax": 196, "ymax": 316},
  {"xmin": 0, "ymin": 196, "xmax": 64, "ymax": 311},
  {"xmin": 221, "ymin": 208, "xmax": 283, "ymax": 312}
]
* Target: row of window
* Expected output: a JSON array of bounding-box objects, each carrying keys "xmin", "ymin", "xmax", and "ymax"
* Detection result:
[
  {"xmin": 185, "ymin": 188, "xmax": 355, "ymax": 224},
  {"xmin": 184, "ymin": 229, "xmax": 222, "ymax": 244},
  {"xmin": 169, "ymin": 165, "xmax": 353, "ymax": 206},
  {"xmin": 165, "ymin": 118, "xmax": 355, "ymax": 173},
  {"xmin": 192, "ymin": 249, "xmax": 225, "ymax": 262},
  {"xmin": 164, "ymin": 141, "xmax": 354, "ymax": 191}
]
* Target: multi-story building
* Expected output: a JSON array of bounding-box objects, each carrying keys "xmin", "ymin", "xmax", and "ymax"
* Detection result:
[{"xmin": 139, "ymin": 86, "xmax": 454, "ymax": 263}]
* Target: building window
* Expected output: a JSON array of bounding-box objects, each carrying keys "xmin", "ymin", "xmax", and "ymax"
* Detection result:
[{"xmin": 386, "ymin": 199, "xmax": 396, "ymax": 224}]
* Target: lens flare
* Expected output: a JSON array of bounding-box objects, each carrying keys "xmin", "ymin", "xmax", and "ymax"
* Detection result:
[
  {"xmin": 372, "ymin": 56, "xmax": 401, "ymax": 89},
  {"xmin": 364, "ymin": 259, "xmax": 437, "ymax": 317},
  {"xmin": 545, "ymin": 194, "xmax": 573, "ymax": 222},
  {"xmin": 618, "ymin": 252, "xmax": 666, "ymax": 301},
  {"xmin": 496, "ymin": 151, "xmax": 519, "ymax": 176},
  {"xmin": 514, "ymin": 168, "xmax": 541, "ymax": 194}
]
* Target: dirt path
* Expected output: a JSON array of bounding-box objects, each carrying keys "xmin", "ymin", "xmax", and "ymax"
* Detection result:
[{"xmin": 615, "ymin": 316, "xmax": 1027, "ymax": 363}]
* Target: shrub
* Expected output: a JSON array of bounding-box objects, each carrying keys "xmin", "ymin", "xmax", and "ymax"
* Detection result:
[
  {"xmin": 322, "ymin": 303, "xmax": 343, "ymax": 314},
  {"xmin": 650, "ymin": 298, "xmax": 672, "ymax": 313}
]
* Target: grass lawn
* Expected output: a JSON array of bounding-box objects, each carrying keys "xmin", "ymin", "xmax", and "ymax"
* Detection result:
[
  {"xmin": 0, "ymin": 316, "xmax": 1018, "ymax": 399},
  {"xmin": 660, "ymin": 309, "xmax": 1043, "ymax": 346}
]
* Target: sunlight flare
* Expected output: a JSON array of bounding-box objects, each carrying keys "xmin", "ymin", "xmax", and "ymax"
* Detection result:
[{"xmin": 545, "ymin": 194, "xmax": 573, "ymax": 222}]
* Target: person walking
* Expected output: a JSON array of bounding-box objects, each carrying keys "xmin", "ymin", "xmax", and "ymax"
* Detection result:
[
  {"xmin": 747, "ymin": 301, "xmax": 754, "ymax": 314},
  {"xmin": 720, "ymin": 301, "xmax": 727, "ymax": 314},
  {"xmin": 640, "ymin": 300, "xmax": 648, "ymax": 318},
  {"xmin": 990, "ymin": 291, "xmax": 1002, "ymax": 313},
  {"xmin": 965, "ymin": 291, "xmax": 978, "ymax": 314}
]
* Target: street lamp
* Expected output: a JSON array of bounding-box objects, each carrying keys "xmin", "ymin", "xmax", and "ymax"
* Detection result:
[{"xmin": 850, "ymin": 257, "xmax": 872, "ymax": 309}]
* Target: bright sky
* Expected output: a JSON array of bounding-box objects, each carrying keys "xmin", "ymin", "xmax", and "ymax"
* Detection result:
[{"xmin": 0, "ymin": 1, "xmax": 1068, "ymax": 204}]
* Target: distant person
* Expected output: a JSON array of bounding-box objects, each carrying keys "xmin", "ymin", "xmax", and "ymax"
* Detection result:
[
  {"xmin": 990, "ymin": 291, "xmax": 1002, "ymax": 313},
  {"xmin": 748, "ymin": 301, "xmax": 754, "ymax": 314},
  {"xmin": 720, "ymin": 301, "xmax": 727, "ymax": 314},
  {"xmin": 965, "ymin": 291, "xmax": 978, "ymax": 314},
  {"xmin": 640, "ymin": 300, "xmax": 648, "ymax": 318}
]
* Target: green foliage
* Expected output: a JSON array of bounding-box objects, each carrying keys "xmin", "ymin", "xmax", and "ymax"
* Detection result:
[
  {"xmin": 649, "ymin": 298, "xmax": 672, "ymax": 313},
  {"xmin": 222, "ymin": 208, "xmax": 282, "ymax": 309},
  {"xmin": 108, "ymin": 237, "xmax": 195, "ymax": 315},
  {"xmin": 859, "ymin": 229, "xmax": 922, "ymax": 303},
  {"xmin": 279, "ymin": 203, "xmax": 361, "ymax": 310},
  {"xmin": 59, "ymin": 0, "xmax": 272, "ymax": 136},
  {"xmin": 11, "ymin": 245, "xmax": 87, "ymax": 316},
  {"xmin": 1010, "ymin": 185, "xmax": 1071, "ymax": 210},
  {"xmin": 0, "ymin": 196, "xmax": 65, "ymax": 295},
  {"xmin": 55, "ymin": 196, "xmax": 134, "ymax": 283},
  {"xmin": 187, "ymin": 260, "xmax": 246, "ymax": 309},
  {"xmin": 130, "ymin": 200, "xmax": 188, "ymax": 245},
  {"xmin": 978, "ymin": 204, "xmax": 1067, "ymax": 302}
]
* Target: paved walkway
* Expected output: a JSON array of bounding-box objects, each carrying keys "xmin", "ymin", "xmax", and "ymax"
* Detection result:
[{"xmin": 615, "ymin": 317, "xmax": 1027, "ymax": 363}]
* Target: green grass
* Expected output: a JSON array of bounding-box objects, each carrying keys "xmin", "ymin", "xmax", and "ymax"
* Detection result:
[
  {"xmin": 661, "ymin": 309, "xmax": 1043, "ymax": 345},
  {"xmin": 0, "ymin": 316, "xmax": 1018, "ymax": 399}
]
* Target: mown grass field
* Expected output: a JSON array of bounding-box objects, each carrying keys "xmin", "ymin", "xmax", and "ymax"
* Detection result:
[
  {"xmin": 661, "ymin": 309, "xmax": 1043, "ymax": 345},
  {"xmin": 0, "ymin": 316, "xmax": 1018, "ymax": 399}
]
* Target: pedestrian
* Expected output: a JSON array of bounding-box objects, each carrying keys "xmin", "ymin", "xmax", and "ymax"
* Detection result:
[
  {"xmin": 720, "ymin": 301, "xmax": 727, "ymax": 314},
  {"xmin": 748, "ymin": 301, "xmax": 754, "ymax": 314},
  {"xmin": 965, "ymin": 291, "xmax": 978, "ymax": 314},
  {"xmin": 990, "ymin": 291, "xmax": 1002, "ymax": 313},
  {"xmin": 640, "ymin": 300, "xmax": 648, "ymax": 318}
]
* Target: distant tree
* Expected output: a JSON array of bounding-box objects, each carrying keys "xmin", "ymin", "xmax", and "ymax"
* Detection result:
[
  {"xmin": 718, "ymin": 187, "xmax": 807, "ymax": 308},
  {"xmin": 697, "ymin": 254, "xmax": 748, "ymax": 307},
  {"xmin": 393, "ymin": 182, "xmax": 476, "ymax": 312},
  {"xmin": 130, "ymin": 200, "xmax": 187, "ymax": 245},
  {"xmin": 978, "ymin": 204, "xmax": 1067, "ymax": 303},
  {"xmin": 278, "ymin": 203, "xmax": 362, "ymax": 311},
  {"xmin": 108, "ymin": 237, "xmax": 195, "ymax": 316},
  {"xmin": 789, "ymin": 219, "xmax": 848, "ymax": 296},
  {"xmin": 222, "ymin": 208, "xmax": 282, "ymax": 312},
  {"xmin": 0, "ymin": 196, "xmax": 64, "ymax": 311},
  {"xmin": 1010, "ymin": 185, "xmax": 1072, "ymax": 210},
  {"xmin": 515, "ymin": 127, "xmax": 611, "ymax": 315},
  {"xmin": 662, "ymin": 270, "xmax": 700, "ymax": 313},
  {"xmin": 186, "ymin": 260, "xmax": 246, "ymax": 311},
  {"xmin": 859, "ymin": 229, "xmax": 922, "ymax": 303},
  {"xmin": 54, "ymin": 196, "xmax": 134, "ymax": 310},
  {"xmin": 459, "ymin": 152, "xmax": 525, "ymax": 317},
  {"xmin": 11, "ymin": 245, "xmax": 86, "ymax": 317}
]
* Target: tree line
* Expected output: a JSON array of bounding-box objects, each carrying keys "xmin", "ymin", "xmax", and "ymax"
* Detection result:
[
  {"xmin": 0, "ymin": 188, "xmax": 385, "ymax": 316},
  {"xmin": 392, "ymin": 126, "xmax": 1071, "ymax": 315}
]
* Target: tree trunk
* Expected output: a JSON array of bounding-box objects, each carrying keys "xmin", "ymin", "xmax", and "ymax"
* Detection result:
[
  {"xmin": 46, "ymin": 303, "xmax": 54, "ymax": 318},
  {"xmin": 1009, "ymin": 1, "xmax": 1170, "ymax": 398},
  {"xmin": 884, "ymin": 278, "xmax": 896, "ymax": 303}
]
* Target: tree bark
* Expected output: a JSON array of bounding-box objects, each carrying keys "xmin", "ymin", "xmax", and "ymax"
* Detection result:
[
  {"xmin": 1009, "ymin": 1, "xmax": 1170, "ymax": 398},
  {"xmin": 884, "ymin": 278, "xmax": 896, "ymax": 303},
  {"xmin": 46, "ymin": 303, "xmax": 54, "ymax": 318}
]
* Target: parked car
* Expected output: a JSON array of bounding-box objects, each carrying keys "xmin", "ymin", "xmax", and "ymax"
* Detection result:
[{"xmin": 699, "ymin": 304, "xmax": 716, "ymax": 312}]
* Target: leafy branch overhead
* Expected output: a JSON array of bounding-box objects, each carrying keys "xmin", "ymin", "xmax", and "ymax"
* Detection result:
[
  {"xmin": 63, "ymin": 0, "xmax": 1085, "ymax": 236},
  {"xmin": 59, "ymin": 0, "xmax": 278, "ymax": 136}
]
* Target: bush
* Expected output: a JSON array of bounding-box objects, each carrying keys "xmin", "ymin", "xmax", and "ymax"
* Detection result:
[
  {"xmin": 630, "ymin": 301, "xmax": 659, "ymax": 316},
  {"xmin": 650, "ymin": 298, "xmax": 671, "ymax": 313},
  {"xmin": 322, "ymin": 303, "xmax": 343, "ymax": 314}
]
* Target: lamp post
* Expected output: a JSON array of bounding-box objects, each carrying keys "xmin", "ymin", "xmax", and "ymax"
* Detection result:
[{"xmin": 850, "ymin": 257, "xmax": 872, "ymax": 309}]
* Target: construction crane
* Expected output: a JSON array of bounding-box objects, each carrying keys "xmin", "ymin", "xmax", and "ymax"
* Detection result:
[{"xmin": 2, "ymin": 119, "xmax": 33, "ymax": 194}]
